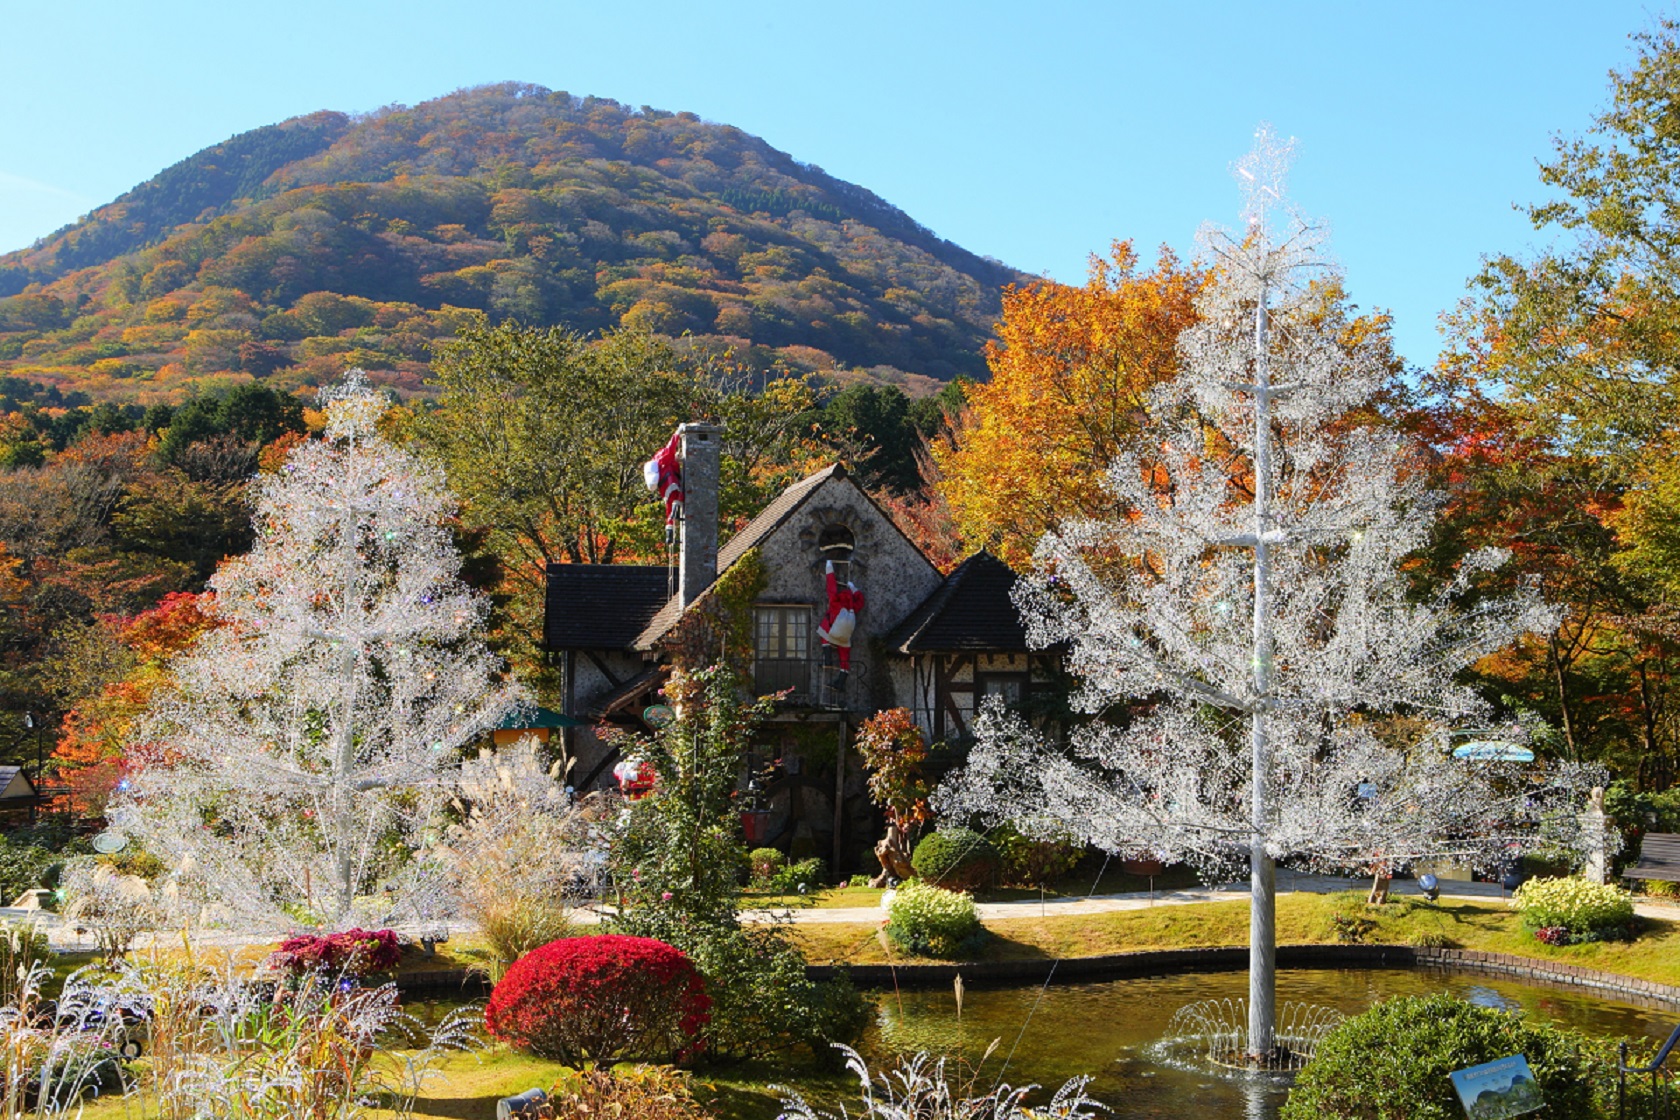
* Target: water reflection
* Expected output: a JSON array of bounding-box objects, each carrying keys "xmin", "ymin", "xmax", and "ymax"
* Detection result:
[{"xmin": 854, "ymin": 968, "xmax": 1676, "ymax": 1120}]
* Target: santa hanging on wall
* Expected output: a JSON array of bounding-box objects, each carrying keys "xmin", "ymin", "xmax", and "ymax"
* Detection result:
[
  {"xmin": 817, "ymin": 559, "xmax": 863, "ymax": 679},
  {"xmin": 642, "ymin": 431, "xmax": 684, "ymax": 526}
]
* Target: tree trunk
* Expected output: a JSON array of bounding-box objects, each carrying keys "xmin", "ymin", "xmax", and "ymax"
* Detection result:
[
  {"xmin": 1549, "ymin": 634, "xmax": 1579, "ymax": 762},
  {"xmin": 871, "ymin": 822, "xmax": 915, "ymax": 887}
]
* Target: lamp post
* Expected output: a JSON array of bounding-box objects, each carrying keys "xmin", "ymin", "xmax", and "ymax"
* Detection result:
[{"xmin": 21, "ymin": 713, "xmax": 41, "ymax": 781}]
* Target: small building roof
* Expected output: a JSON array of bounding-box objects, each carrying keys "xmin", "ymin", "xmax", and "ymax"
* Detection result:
[
  {"xmin": 888, "ymin": 550, "xmax": 1030, "ymax": 654},
  {"xmin": 0, "ymin": 767, "xmax": 36, "ymax": 802},
  {"xmin": 495, "ymin": 705, "xmax": 584, "ymax": 730},
  {"xmin": 544, "ymin": 564, "xmax": 672, "ymax": 651},
  {"xmin": 586, "ymin": 665, "xmax": 671, "ymax": 721}
]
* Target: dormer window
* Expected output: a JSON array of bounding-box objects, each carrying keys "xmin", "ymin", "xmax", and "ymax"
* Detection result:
[{"xmin": 819, "ymin": 524, "xmax": 855, "ymax": 582}]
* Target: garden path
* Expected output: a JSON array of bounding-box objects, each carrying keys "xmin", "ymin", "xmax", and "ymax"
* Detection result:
[
  {"xmin": 736, "ymin": 871, "xmax": 1521, "ymax": 925},
  {"xmin": 19, "ymin": 873, "xmax": 1679, "ymax": 952}
]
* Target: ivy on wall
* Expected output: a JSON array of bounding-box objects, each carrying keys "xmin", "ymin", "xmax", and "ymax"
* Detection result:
[{"xmin": 664, "ymin": 547, "xmax": 766, "ymax": 674}]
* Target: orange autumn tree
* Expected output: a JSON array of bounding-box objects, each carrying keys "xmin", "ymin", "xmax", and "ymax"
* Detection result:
[
  {"xmin": 932, "ymin": 242, "xmax": 1207, "ymax": 567},
  {"xmin": 53, "ymin": 591, "xmax": 220, "ymax": 815}
]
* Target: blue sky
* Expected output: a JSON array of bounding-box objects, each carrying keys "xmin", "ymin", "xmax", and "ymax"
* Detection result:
[{"xmin": 1, "ymin": 0, "xmax": 1670, "ymax": 370}]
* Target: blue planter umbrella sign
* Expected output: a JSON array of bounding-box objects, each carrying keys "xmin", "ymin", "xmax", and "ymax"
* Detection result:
[
  {"xmin": 643, "ymin": 704, "xmax": 676, "ymax": 729},
  {"xmin": 1449, "ymin": 1054, "xmax": 1543, "ymax": 1118},
  {"xmin": 1450, "ymin": 730, "xmax": 1535, "ymax": 764}
]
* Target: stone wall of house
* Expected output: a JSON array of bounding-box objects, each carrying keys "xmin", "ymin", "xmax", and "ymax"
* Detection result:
[
  {"xmin": 564, "ymin": 649, "xmax": 656, "ymax": 791},
  {"xmin": 752, "ymin": 475, "xmax": 942, "ymax": 715}
]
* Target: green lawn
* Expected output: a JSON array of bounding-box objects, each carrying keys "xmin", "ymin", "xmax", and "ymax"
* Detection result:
[
  {"xmin": 69, "ymin": 890, "xmax": 1680, "ymax": 1119},
  {"xmin": 792, "ymin": 890, "xmax": 1680, "ymax": 987},
  {"xmin": 741, "ymin": 861, "xmax": 1200, "ymax": 911}
]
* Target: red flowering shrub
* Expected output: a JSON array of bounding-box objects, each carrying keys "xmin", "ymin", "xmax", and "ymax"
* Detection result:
[
  {"xmin": 269, "ymin": 928, "xmax": 403, "ymax": 978},
  {"xmin": 484, "ymin": 935, "xmax": 710, "ymax": 1066}
]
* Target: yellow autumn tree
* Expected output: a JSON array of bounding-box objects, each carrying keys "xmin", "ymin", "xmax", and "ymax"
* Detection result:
[{"xmin": 932, "ymin": 242, "xmax": 1206, "ymax": 567}]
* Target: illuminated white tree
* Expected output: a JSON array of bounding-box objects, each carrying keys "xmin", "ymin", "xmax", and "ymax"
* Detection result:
[
  {"xmin": 112, "ymin": 373, "xmax": 523, "ymax": 929},
  {"xmin": 937, "ymin": 128, "xmax": 1602, "ymax": 1061}
]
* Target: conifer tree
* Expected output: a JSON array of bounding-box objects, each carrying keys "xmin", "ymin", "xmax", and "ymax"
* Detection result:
[
  {"xmin": 937, "ymin": 130, "xmax": 1602, "ymax": 1060},
  {"xmin": 113, "ymin": 373, "xmax": 522, "ymax": 928}
]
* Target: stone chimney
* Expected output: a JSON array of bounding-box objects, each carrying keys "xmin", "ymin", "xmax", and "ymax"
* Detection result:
[{"xmin": 677, "ymin": 422, "xmax": 722, "ymax": 608}]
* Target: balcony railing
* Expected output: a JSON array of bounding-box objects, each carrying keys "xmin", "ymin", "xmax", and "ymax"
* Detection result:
[{"xmin": 753, "ymin": 657, "xmax": 847, "ymax": 709}]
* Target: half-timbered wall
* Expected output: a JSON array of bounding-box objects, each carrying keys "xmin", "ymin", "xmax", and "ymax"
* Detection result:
[{"xmin": 907, "ymin": 652, "xmax": 1055, "ymax": 741}]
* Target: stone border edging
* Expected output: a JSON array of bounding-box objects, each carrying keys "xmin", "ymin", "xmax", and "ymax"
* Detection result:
[
  {"xmin": 804, "ymin": 944, "xmax": 1680, "ymax": 1009},
  {"xmin": 388, "ymin": 944, "xmax": 1680, "ymax": 1011},
  {"xmin": 393, "ymin": 968, "xmax": 489, "ymax": 997}
]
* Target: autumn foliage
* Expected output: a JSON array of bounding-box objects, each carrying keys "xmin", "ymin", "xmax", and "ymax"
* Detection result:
[
  {"xmin": 484, "ymin": 935, "xmax": 710, "ymax": 1066},
  {"xmin": 267, "ymin": 928, "xmax": 404, "ymax": 979},
  {"xmin": 933, "ymin": 242, "xmax": 1206, "ymax": 567},
  {"xmin": 52, "ymin": 591, "xmax": 218, "ymax": 813},
  {"xmin": 854, "ymin": 707, "xmax": 932, "ymax": 835}
]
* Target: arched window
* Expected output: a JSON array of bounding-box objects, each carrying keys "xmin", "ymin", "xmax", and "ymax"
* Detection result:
[{"xmin": 818, "ymin": 524, "xmax": 855, "ymax": 581}]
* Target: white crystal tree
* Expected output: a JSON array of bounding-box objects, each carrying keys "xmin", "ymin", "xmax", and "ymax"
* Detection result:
[
  {"xmin": 937, "ymin": 128, "xmax": 1602, "ymax": 1061},
  {"xmin": 112, "ymin": 372, "xmax": 523, "ymax": 929}
]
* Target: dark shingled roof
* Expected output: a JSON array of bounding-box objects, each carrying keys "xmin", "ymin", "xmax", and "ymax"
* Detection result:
[
  {"xmin": 633, "ymin": 464, "xmax": 846, "ymax": 650},
  {"xmin": 545, "ymin": 564, "xmax": 672, "ymax": 651},
  {"xmin": 888, "ymin": 551, "xmax": 1029, "ymax": 653}
]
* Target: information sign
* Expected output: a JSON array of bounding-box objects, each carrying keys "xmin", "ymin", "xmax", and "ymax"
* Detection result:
[{"xmin": 1449, "ymin": 1054, "xmax": 1543, "ymax": 1119}]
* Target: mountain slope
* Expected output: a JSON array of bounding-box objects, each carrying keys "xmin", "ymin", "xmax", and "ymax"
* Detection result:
[{"xmin": 0, "ymin": 84, "xmax": 1024, "ymax": 401}]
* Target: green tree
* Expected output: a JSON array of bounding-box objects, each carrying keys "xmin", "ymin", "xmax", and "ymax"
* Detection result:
[
  {"xmin": 1466, "ymin": 20, "xmax": 1680, "ymax": 455},
  {"xmin": 817, "ymin": 382, "xmax": 960, "ymax": 493},
  {"xmin": 425, "ymin": 317, "xmax": 698, "ymax": 574},
  {"xmin": 157, "ymin": 383, "xmax": 306, "ymax": 464},
  {"xmin": 610, "ymin": 666, "xmax": 866, "ymax": 1060}
]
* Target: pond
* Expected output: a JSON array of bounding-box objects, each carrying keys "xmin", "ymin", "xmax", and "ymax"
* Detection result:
[{"xmin": 822, "ymin": 968, "xmax": 1679, "ymax": 1120}]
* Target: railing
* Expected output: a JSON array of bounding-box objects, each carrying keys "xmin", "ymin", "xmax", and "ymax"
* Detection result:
[
  {"xmin": 752, "ymin": 657, "xmax": 848, "ymax": 709},
  {"xmin": 1622, "ymin": 1024, "xmax": 1680, "ymax": 1118}
]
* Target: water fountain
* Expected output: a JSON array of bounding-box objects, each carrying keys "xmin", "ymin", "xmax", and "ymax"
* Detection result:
[{"xmin": 1156, "ymin": 999, "xmax": 1344, "ymax": 1073}]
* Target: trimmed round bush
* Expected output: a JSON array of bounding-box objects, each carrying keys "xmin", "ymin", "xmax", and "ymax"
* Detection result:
[
  {"xmin": 885, "ymin": 880, "xmax": 985, "ymax": 958},
  {"xmin": 1282, "ymin": 993, "xmax": 1607, "ymax": 1120},
  {"xmin": 911, "ymin": 827, "xmax": 999, "ymax": 891},
  {"xmin": 1511, "ymin": 876, "xmax": 1636, "ymax": 942},
  {"xmin": 484, "ymin": 935, "xmax": 710, "ymax": 1066}
]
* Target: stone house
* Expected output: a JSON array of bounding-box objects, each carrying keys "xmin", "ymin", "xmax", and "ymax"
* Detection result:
[{"xmin": 543, "ymin": 423, "xmax": 1051, "ymax": 873}]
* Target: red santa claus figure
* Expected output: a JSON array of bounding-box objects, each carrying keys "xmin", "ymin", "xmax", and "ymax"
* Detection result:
[
  {"xmin": 817, "ymin": 559, "xmax": 863, "ymax": 679},
  {"xmin": 613, "ymin": 757, "xmax": 657, "ymax": 799},
  {"xmin": 642, "ymin": 432, "xmax": 683, "ymax": 525}
]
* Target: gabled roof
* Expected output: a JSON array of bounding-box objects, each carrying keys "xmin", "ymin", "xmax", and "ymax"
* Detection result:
[
  {"xmin": 0, "ymin": 767, "xmax": 35, "ymax": 802},
  {"xmin": 888, "ymin": 550, "xmax": 1030, "ymax": 653},
  {"xmin": 633, "ymin": 464, "xmax": 848, "ymax": 650},
  {"xmin": 587, "ymin": 665, "xmax": 671, "ymax": 721},
  {"xmin": 544, "ymin": 564, "xmax": 672, "ymax": 651}
]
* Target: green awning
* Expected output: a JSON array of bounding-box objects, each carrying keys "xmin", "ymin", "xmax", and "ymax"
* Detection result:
[{"xmin": 495, "ymin": 705, "xmax": 585, "ymax": 730}]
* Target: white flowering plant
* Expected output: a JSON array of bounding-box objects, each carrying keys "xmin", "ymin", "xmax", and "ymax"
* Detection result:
[
  {"xmin": 884, "ymin": 880, "xmax": 983, "ymax": 959},
  {"xmin": 1511, "ymin": 876, "xmax": 1636, "ymax": 941}
]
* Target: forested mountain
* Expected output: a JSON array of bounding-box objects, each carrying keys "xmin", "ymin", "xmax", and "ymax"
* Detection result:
[{"xmin": 0, "ymin": 84, "xmax": 1025, "ymax": 402}]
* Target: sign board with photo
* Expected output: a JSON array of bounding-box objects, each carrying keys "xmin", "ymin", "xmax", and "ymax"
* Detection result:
[{"xmin": 1449, "ymin": 1054, "xmax": 1543, "ymax": 1119}]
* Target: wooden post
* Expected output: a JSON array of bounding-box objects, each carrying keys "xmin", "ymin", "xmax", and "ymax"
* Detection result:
[{"xmin": 833, "ymin": 720, "xmax": 847, "ymax": 877}]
